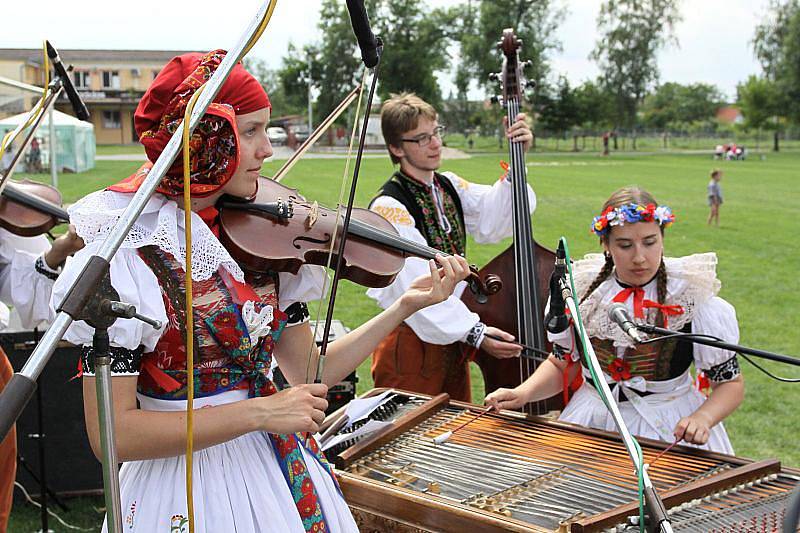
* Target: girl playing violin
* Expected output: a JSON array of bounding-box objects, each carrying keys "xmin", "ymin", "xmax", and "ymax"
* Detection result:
[
  {"xmin": 485, "ymin": 186, "xmax": 744, "ymax": 454},
  {"xmin": 52, "ymin": 51, "xmax": 469, "ymax": 532}
]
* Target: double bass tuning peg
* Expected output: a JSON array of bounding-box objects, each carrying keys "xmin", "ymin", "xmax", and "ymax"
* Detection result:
[
  {"xmin": 488, "ymin": 72, "xmax": 500, "ymax": 82},
  {"xmin": 490, "ymin": 95, "xmax": 503, "ymax": 106},
  {"xmin": 522, "ymin": 60, "xmax": 533, "ymax": 70}
]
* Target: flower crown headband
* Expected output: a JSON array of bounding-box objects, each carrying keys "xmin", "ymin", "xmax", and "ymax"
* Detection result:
[{"xmin": 591, "ymin": 203, "xmax": 675, "ymax": 237}]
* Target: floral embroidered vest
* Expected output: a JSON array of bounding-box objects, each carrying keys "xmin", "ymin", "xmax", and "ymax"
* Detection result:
[
  {"xmin": 374, "ymin": 171, "xmax": 466, "ymax": 256},
  {"xmin": 136, "ymin": 246, "xmax": 338, "ymax": 532},
  {"xmin": 591, "ymin": 323, "xmax": 693, "ymax": 382}
]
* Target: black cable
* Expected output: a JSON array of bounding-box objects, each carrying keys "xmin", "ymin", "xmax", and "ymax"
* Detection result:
[{"xmin": 642, "ymin": 331, "xmax": 800, "ymax": 383}]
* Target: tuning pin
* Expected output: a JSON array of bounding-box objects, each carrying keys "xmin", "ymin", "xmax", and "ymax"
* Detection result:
[{"xmin": 488, "ymin": 72, "xmax": 500, "ymax": 82}]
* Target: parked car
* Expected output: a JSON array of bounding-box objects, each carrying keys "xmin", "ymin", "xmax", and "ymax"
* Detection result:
[{"xmin": 267, "ymin": 126, "xmax": 288, "ymax": 145}]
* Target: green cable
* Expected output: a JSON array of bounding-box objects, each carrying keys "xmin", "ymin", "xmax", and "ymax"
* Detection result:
[{"xmin": 560, "ymin": 236, "xmax": 646, "ymax": 532}]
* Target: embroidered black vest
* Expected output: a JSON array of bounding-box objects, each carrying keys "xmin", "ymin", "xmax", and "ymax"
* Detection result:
[{"xmin": 372, "ymin": 171, "xmax": 466, "ymax": 256}]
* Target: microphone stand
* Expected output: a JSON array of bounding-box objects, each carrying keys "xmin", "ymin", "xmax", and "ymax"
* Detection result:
[
  {"xmin": 635, "ymin": 324, "xmax": 800, "ymax": 367},
  {"xmin": 558, "ymin": 273, "xmax": 673, "ymax": 533}
]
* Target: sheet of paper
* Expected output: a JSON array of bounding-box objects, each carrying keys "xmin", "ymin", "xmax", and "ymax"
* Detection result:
[
  {"xmin": 320, "ymin": 419, "xmax": 392, "ymax": 452},
  {"xmin": 343, "ymin": 389, "xmax": 394, "ymax": 428}
]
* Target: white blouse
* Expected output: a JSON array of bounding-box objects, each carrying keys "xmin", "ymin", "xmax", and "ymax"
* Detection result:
[
  {"xmin": 52, "ymin": 190, "xmax": 327, "ymax": 353},
  {"xmin": 548, "ymin": 252, "xmax": 739, "ymax": 374},
  {"xmin": 0, "ymin": 227, "xmax": 58, "ymax": 330},
  {"xmin": 367, "ymin": 170, "xmax": 536, "ymax": 345}
]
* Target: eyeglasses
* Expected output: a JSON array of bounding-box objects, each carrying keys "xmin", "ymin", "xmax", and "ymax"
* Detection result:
[{"xmin": 401, "ymin": 125, "xmax": 446, "ymax": 147}]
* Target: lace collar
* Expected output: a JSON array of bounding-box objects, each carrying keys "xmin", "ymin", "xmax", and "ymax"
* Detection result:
[{"xmin": 68, "ymin": 189, "xmax": 244, "ymax": 282}]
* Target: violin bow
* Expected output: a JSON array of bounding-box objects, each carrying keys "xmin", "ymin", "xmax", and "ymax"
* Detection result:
[
  {"xmin": 310, "ymin": 0, "xmax": 383, "ymax": 383},
  {"xmin": 272, "ymin": 86, "xmax": 360, "ymax": 183}
]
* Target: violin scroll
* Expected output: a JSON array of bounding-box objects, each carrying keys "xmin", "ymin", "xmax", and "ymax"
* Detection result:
[{"xmin": 466, "ymin": 265, "xmax": 502, "ymax": 305}]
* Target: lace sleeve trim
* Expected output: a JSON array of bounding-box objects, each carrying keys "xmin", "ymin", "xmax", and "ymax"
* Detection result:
[
  {"xmin": 81, "ymin": 345, "xmax": 143, "ymax": 375},
  {"xmin": 705, "ymin": 356, "xmax": 740, "ymax": 383}
]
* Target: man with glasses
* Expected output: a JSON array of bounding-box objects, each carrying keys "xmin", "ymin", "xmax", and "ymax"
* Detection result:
[{"xmin": 367, "ymin": 92, "xmax": 534, "ymax": 402}]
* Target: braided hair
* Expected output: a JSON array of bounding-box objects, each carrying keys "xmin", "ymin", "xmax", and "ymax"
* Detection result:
[{"xmin": 581, "ymin": 187, "xmax": 669, "ymax": 320}]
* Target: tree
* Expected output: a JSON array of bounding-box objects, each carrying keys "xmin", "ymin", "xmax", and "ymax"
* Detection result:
[
  {"xmin": 369, "ymin": 0, "xmax": 455, "ymax": 107},
  {"xmin": 458, "ymin": 0, "xmax": 565, "ymax": 94},
  {"xmin": 753, "ymin": 0, "xmax": 800, "ymax": 124},
  {"xmin": 573, "ymin": 80, "xmax": 614, "ymax": 130},
  {"xmin": 537, "ymin": 76, "xmax": 580, "ymax": 149},
  {"xmin": 243, "ymin": 58, "xmax": 297, "ymax": 118},
  {"xmin": 276, "ymin": 0, "xmax": 361, "ymax": 128},
  {"xmin": 640, "ymin": 82, "xmax": 724, "ymax": 129},
  {"xmin": 591, "ymin": 0, "xmax": 681, "ymax": 147},
  {"xmin": 737, "ymin": 75, "xmax": 782, "ymax": 151}
]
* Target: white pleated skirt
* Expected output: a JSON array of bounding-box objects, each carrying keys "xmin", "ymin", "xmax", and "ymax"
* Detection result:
[
  {"xmin": 105, "ymin": 390, "xmax": 358, "ymax": 532},
  {"xmin": 559, "ymin": 378, "xmax": 734, "ymax": 455}
]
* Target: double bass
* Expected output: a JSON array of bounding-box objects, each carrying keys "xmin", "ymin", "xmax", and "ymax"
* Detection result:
[{"xmin": 462, "ymin": 29, "xmax": 560, "ymax": 416}]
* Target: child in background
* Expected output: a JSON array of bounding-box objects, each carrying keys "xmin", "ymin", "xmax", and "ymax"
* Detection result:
[{"xmin": 708, "ymin": 169, "xmax": 723, "ymax": 226}]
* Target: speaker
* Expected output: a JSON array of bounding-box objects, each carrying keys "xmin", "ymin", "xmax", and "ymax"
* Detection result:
[{"xmin": 1, "ymin": 330, "xmax": 103, "ymax": 499}]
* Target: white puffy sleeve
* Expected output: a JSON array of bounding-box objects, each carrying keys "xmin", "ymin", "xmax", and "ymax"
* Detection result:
[
  {"xmin": 51, "ymin": 242, "xmax": 167, "ymax": 365},
  {"xmin": 0, "ymin": 228, "xmax": 57, "ymax": 329},
  {"xmin": 441, "ymin": 170, "xmax": 536, "ymax": 244},
  {"xmin": 691, "ymin": 296, "xmax": 741, "ymax": 382},
  {"xmin": 278, "ymin": 265, "xmax": 327, "ymax": 327},
  {"xmin": 367, "ymin": 196, "xmax": 481, "ymax": 345}
]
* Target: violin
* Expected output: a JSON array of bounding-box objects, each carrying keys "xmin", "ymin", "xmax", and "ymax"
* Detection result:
[
  {"xmin": 218, "ymin": 177, "xmax": 502, "ymax": 302},
  {"xmin": 0, "ymin": 179, "xmax": 70, "ymax": 237}
]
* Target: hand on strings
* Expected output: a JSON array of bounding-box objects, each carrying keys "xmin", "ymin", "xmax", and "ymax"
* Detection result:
[
  {"xmin": 484, "ymin": 387, "xmax": 528, "ymax": 411},
  {"xmin": 673, "ymin": 412, "xmax": 713, "ymax": 445},
  {"xmin": 44, "ymin": 224, "xmax": 85, "ymax": 269},
  {"xmin": 254, "ymin": 383, "xmax": 329, "ymax": 434},
  {"xmin": 401, "ymin": 254, "xmax": 470, "ymax": 312},
  {"xmin": 481, "ymin": 326, "xmax": 522, "ymax": 359},
  {"xmin": 503, "ymin": 113, "xmax": 534, "ymax": 153}
]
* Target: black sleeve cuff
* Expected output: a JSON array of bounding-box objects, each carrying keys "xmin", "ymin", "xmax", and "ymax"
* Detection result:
[
  {"xmin": 705, "ymin": 356, "xmax": 741, "ymax": 383},
  {"xmin": 285, "ymin": 302, "xmax": 310, "ymax": 326},
  {"xmin": 35, "ymin": 255, "xmax": 60, "ymax": 281},
  {"xmin": 81, "ymin": 345, "xmax": 143, "ymax": 375}
]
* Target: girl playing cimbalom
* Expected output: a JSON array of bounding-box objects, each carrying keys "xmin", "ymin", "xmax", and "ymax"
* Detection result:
[{"xmin": 486, "ymin": 186, "xmax": 744, "ymax": 454}]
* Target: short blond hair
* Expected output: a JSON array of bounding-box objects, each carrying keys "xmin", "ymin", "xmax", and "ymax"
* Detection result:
[{"xmin": 381, "ymin": 93, "xmax": 437, "ymax": 164}]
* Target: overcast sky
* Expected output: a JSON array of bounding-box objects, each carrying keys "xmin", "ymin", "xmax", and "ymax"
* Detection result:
[{"xmin": 5, "ymin": 0, "xmax": 770, "ymax": 101}]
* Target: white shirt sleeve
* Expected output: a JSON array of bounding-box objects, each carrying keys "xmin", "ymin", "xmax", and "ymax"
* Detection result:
[
  {"xmin": 51, "ymin": 241, "xmax": 167, "ymax": 353},
  {"xmin": 0, "ymin": 228, "xmax": 56, "ymax": 330},
  {"xmin": 691, "ymin": 296, "xmax": 739, "ymax": 370},
  {"xmin": 441, "ymin": 170, "xmax": 536, "ymax": 244},
  {"xmin": 367, "ymin": 196, "xmax": 480, "ymax": 345},
  {"xmin": 278, "ymin": 265, "xmax": 328, "ymax": 312}
]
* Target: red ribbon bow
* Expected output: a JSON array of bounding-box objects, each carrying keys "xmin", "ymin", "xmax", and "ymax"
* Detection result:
[{"xmin": 612, "ymin": 286, "xmax": 684, "ymax": 320}]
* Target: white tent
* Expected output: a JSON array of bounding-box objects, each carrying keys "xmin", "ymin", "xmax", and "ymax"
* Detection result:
[{"xmin": 0, "ymin": 110, "xmax": 96, "ymax": 173}]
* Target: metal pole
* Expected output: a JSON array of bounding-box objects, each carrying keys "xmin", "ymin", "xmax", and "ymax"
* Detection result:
[
  {"xmin": 307, "ymin": 53, "xmax": 313, "ymax": 134},
  {"xmin": 48, "ymin": 107, "xmax": 57, "ymax": 188},
  {"xmin": 94, "ymin": 343, "xmax": 123, "ymax": 533}
]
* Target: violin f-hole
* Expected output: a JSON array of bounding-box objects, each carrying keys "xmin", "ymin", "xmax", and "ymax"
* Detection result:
[{"xmin": 293, "ymin": 232, "xmax": 332, "ymax": 250}]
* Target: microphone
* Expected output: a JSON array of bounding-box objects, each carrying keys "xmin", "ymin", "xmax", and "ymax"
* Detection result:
[
  {"xmin": 607, "ymin": 303, "xmax": 646, "ymax": 343},
  {"xmin": 45, "ymin": 41, "xmax": 90, "ymax": 121},
  {"xmin": 545, "ymin": 240, "xmax": 570, "ymax": 334},
  {"xmin": 345, "ymin": 0, "xmax": 382, "ymax": 68}
]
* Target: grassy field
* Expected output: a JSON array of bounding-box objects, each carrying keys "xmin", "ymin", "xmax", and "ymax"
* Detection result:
[{"xmin": 9, "ymin": 148, "xmax": 799, "ymax": 531}]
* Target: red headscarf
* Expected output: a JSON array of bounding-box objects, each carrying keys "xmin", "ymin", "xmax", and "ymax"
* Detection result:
[{"xmin": 109, "ymin": 50, "xmax": 270, "ymax": 197}]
